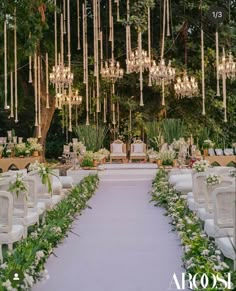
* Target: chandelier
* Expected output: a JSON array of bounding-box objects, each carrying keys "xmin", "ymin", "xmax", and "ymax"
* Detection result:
[
  {"xmin": 49, "ymin": 64, "xmax": 74, "ymax": 87},
  {"xmin": 218, "ymin": 51, "xmax": 236, "ymax": 80},
  {"xmin": 174, "ymin": 71, "xmax": 198, "ymax": 98},
  {"xmin": 61, "ymin": 89, "xmax": 82, "ymax": 106},
  {"xmin": 126, "ymin": 49, "xmax": 151, "ymax": 73},
  {"xmin": 149, "ymin": 59, "xmax": 175, "ymax": 85},
  {"xmin": 101, "ymin": 59, "xmax": 124, "ymax": 81}
]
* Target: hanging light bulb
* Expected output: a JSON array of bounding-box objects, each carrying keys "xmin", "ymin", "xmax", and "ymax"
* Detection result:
[
  {"xmin": 149, "ymin": 58, "xmax": 175, "ymax": 85},
  {"xmin": 174, "ymin": 70, "xmax": 198, "ymax": 98}
]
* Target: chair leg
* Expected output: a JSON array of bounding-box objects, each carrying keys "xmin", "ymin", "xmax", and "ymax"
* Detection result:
[
  {"xmin": 23, "ymin": 227, "xmax": 28, "ymax": 239},
  {"xmin": 8, "ymin": 243, "xmax": 13, "ymax": 251},
  {"xmin": 0, "ymin": 245, "xmax": 3, "ymax": 263}
]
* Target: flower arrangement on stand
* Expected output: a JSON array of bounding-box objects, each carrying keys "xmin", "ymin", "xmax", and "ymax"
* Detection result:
[
  {"xmin": 206, "ymin": 174, "xmax": 221, "ymax": 186},
  {"xmin": 192, "ymin": 159, "xmax": 210, "ymax": 172}
]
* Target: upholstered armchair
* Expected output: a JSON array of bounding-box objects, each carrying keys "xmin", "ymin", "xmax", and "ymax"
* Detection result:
[
  {"xmin": 110, "ymin": 140, "xmax": 127, "ymax": 163},
  {"xmin": 130, "ymin": 140, "xmax": 147, "ymax": 162}
]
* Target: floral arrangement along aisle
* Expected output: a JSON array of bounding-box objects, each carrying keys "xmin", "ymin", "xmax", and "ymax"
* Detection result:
[
  {"xmin": 0, "ymin": 175, "xmax": 99, "ymax": 291},
  {"xmin": 151, "ymin": 170, "xmax": 235, "ymax": 289}
]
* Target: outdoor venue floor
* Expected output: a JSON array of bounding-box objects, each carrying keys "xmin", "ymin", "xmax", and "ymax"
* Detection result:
[{"xmin": 33, "ymin": 165, "xmax": 186, "ymax": 291}]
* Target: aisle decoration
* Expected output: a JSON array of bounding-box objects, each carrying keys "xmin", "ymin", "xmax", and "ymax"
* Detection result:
[
  {"xmin": 0, "ymin": 175, "xmax": 99, "ymax": 291},
  {"xmin": 192, "ymin": 159, "xmax": 209, "ymax": 172},
  {"xmin": 8, "ymin": 173, "xmax": 27, "ymax": 198},
  {"xmin": 151, "ymin": 170, "xmax": 235, "ymax": 289},
  {"xmin": 28, "ymin": 161, "xmax": 56, "ymax": 194},
  {"xmin": 206, "ymin": 174, "xmax": 221, "ymax": 186}
]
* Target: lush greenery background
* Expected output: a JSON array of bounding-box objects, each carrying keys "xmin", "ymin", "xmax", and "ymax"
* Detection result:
[{"xmin": 0, "ymin": 0, "xmax": 236, "ymax": 158}]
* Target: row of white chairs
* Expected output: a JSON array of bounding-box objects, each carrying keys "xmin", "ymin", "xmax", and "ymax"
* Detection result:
[
  {"xmin": 168, "ymin": 167, "xmax": 236, "ymax": 267},
  {"xmin": 0, "ymin": 169, "xmax": 74, "ymax": 263}
]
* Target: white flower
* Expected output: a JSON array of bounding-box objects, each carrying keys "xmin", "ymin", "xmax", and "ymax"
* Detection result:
[
  {"xmin": 215, "ymin": 250, "xmax": 221, "ymax": 255},
  {"xmin": 2, "ymin": 279, "xmax": 17, "ymax": 291},
  {"xmin": 201, "ymin": 249, "xmax": 210, "ymax": 256},
  {"xmin": 0, "ymin": 262, "xmax": 8, "ymax": 269},
  {"xmin": 24, "ymin": 273, "xmax": 34, "ymax": 287},
  {"xmin": 36, "ymin": 250, "xmax": 45, "ymax": 260},
  {"xmin": 40, "ymin": 268, "xmax": 50, "ymax": 280},
  {"xmin": 220, "ymin": 262, "xmax": 229, "ymax": 269}
]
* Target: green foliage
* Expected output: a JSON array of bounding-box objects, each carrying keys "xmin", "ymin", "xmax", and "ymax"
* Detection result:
[
  {"xmin": 151, "ymin": 170, "xmax": 235, "ymax": 288},
  {"xmin": 76, "ymin": 125, "xmax": 109, "ymax": 152},
  {"xmin": 80, "ymin": 151, "xmax": 94, "ymax": 168},
  {"xmin": 160, "ymin": 119, "xmax": 186, "ymax": 144},
  {"xmin": 145, "ymin": 121, "xmax": 162, "ymax": 150},
  {"xmin": 128, "ymin": 0, "xmax": 155, "ymax": 32},
  {"xmin": 0, "ymin": 175, "xmax": 99, "ymax": 291}
]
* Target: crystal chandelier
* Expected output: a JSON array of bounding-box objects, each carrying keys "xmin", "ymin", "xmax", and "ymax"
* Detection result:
[
  {"xmin": 126, "ymin": 49, "xmax": 151, "ymax": 73},
  {"xmin": 218, "ymin": 51, "xmax": 236, "ymax": 80},
  {"xmin": 49, "ymin": 64, "xmax": 74, "ymax": 87},
  {"xmin": 149, "ymin": 59, "xmax": 175, "ymax": 85},
  {"xmin": 61, "ymin": 89, "xmax": 82, "ymax": 106},
  {"xmin": 174, "ymin": 71, "xmax": 198, "ymax": 98},
  {"xmin": 101, "ymin": 59, "xmax": 124, "ymax": 82}
]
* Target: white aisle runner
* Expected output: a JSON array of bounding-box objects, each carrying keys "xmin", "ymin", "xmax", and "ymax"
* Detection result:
[{"xmin": 33, "ymin": 169, "xmax": 186, "ymax": 291}]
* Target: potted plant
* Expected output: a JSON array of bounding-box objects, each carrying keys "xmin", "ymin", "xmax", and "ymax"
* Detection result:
[
  {"xmin": 98, "ymin": 148, "xmax": 110, "ymax": 163},
  {"xmin": 80, "ymin": 151, "xmax": 94, "ymax": 169},
  {"xmin": 158, "ymin": 150, "xmax": 176, "ymax": 168},
  {"xmin": 25, "ymin": 149, "xmax": 31, "ymax": 157},
  {"xmin": 6, "ymin": 148, "xmax": 12, "ymax": 158},
  {"xmin": 202, "ymin": 140, "xmax": 214, "ymax": 156},
  {"xmin": 32, "ymin": 143, "xmax": 43, "ymax": 157},
  {"xmin": 15, "ymin": 143, "xmax": 26, "ymax": 157}
]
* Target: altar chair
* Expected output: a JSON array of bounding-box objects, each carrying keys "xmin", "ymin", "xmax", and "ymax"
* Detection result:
[
  {"xmin": 110, "ymin": 140, "xmax": 127, "ymax": 163},
  {"xmin": 130, "ymin": 140, "xmax": 147, "ymax": 162}
]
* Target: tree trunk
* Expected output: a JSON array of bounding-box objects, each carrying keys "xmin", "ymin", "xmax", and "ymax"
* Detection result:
[{"xmin": 39, "ymin": 96, "xmax": 55, "ymax": 161}]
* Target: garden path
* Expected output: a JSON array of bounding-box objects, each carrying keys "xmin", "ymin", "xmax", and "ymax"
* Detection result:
[{"xmin": 33, "ymin": 167, "xmax": 186, "ymax": 291}]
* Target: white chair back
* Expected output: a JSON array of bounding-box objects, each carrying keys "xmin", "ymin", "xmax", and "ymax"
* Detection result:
[
  {"xmin": 205, "ymin": 178, "xmax": 234, "ymax": 213},
  {"xmin": 0, "ymin": 191, "xmax": 13, "ymax": 233},
  {"xmin": 192, "ymin": 172, "xmax": 208, "ymax": 204},
  {"xmin": 23, "ymin": 176, "xmax": 37, "ymax": 208},
  {"xmin": 0, "ymin": 178, "xmax": 28, "ymax": 218},
  {"xmin": 28, "ymin": 171, "xmax": 50, "ymax": 195},
  {"xmin": 213, "ymin": 185, "xmax": 236, "ymax": 228}
]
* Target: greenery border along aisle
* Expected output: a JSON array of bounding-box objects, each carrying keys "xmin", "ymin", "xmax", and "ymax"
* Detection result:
[
  {"xmin": 151, "ymin": 170, "xmax": 236, "ymax": 290},
  {"xmin": 0, "ymin": 174, "xmax": 99, "ymax": 291}
]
